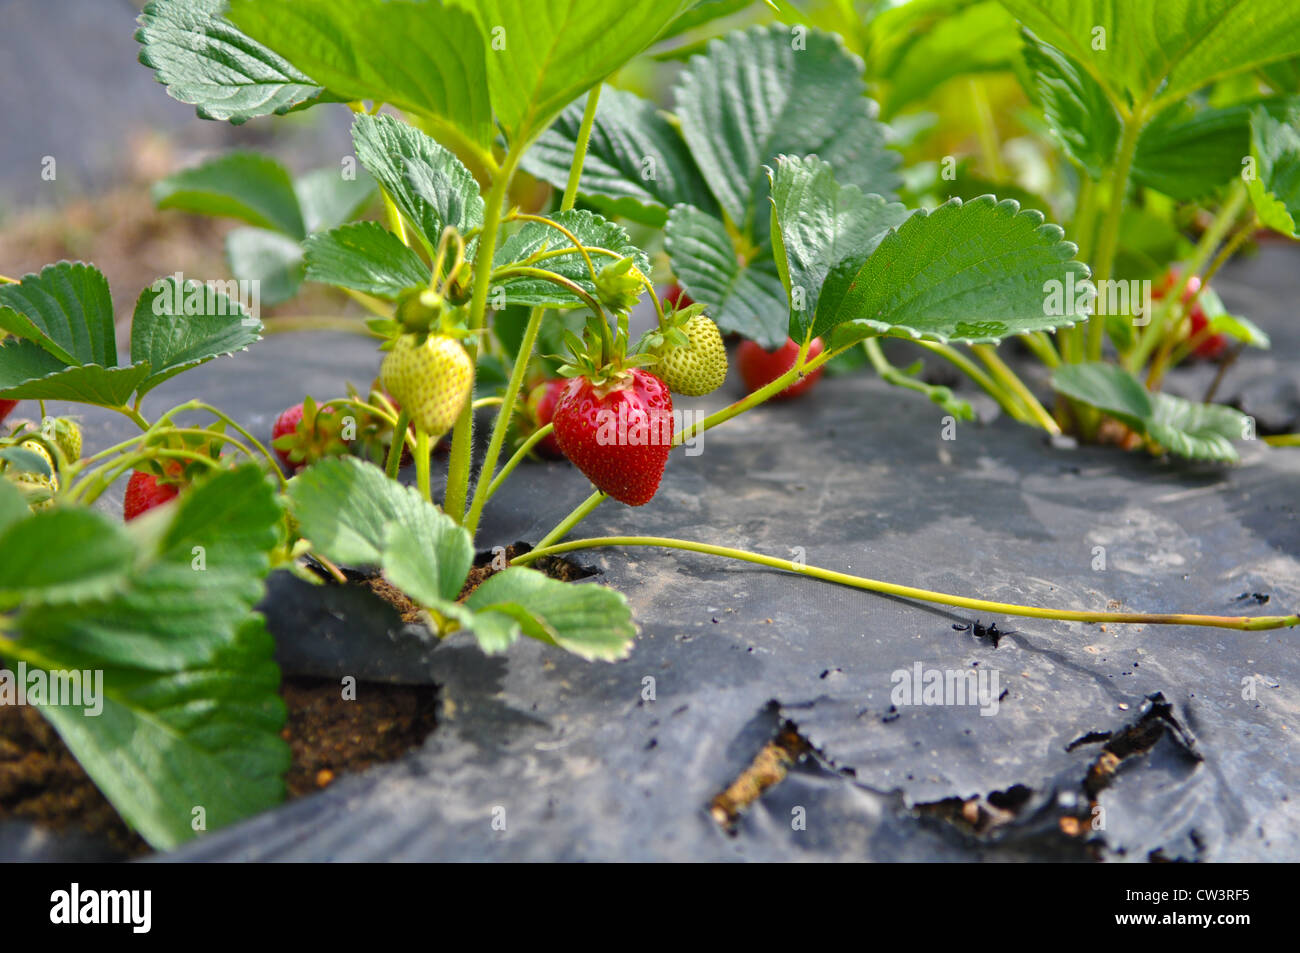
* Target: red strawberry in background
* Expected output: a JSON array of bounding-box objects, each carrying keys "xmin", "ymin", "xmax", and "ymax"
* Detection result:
[
  {"xmin": 552, "ymin": 369, "xmax": 674, "ymax": 506},
  {"xmin": 525, "ymin": 378, "xmax": 568, "ymax": 459},
  {"xmin": 1154, "ymin": 268, "xmax": 1226, "ymax": 360},
  {"xmin": 271, "ymin": 399, "xmax": 350, "ymax": 472},
  {"xmin": 124, "ymin": 469, "xmax": 180, "ymax": 521},
  {"xmin": 737, "ymin": 337, "xmax": 825, "ymax": 400},
  {"xmin": 272, "ymin": 403, "xmax": 306, "ymax": 469},
  {"xmin": 0, "ymin": 400, "xmax": 18, "ymax": 425},
  {"xmin": 663, "ymin": 283, "xmax": 693, "ymax": 310}
]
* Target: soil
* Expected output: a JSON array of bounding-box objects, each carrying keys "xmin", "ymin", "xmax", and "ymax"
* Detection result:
[
  {"xmin": 361, "ymin": 543, "xmax": 596, "ymax": 615},
  {"xmin": 0, "ymin": 547, "xmax": 594, "ymax": 859},
  {"xmin": 0, "ymin": 670, "xmax": 437, "ymax": 859}
]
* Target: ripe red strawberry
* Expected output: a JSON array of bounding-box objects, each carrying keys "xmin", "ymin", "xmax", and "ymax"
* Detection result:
[
  {"xmin": 272, "ymin": 399, "xmax": 350, "ymax": 472},
  {"xmin": 737, "ymin": 337, "xmax": 825, "ymax": 400},
  {"xmin": 272, "ymin": 403, "xmax": 306, "ymax": 468},
  {"xmin": 124, "ymin": 469, "xmax": 180, "ymax": 521},
  {"xmin": 525, "ymin": 378, "xmax": 568, "ymax": 459},
  {"xmin": 1155, "ymin": 268, "xmax": 1225, "ymax": 360},
  {"xmin": 663, "ymin": 283, "xmax": 693, "ymax": 310},
  {"xmin": 552, "ymin": 369, "xmax": 674, "ymax": 506},
  {"xmin": 0, "ymin": 400, "xmax": 18, "ymax": 425}
]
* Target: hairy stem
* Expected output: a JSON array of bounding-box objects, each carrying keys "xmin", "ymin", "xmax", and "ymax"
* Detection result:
[
  {"xmin": 911, "ymin": 340, "xmax": 1031, "ymax": 423},
  {"xmin": 1088, "ymin": 110, "xmax": 1146, "ymax": 361},
  {"xmin": 386, "ymin": 407, "xmax": 411, "ymax": 480},
  {"xmin": 1128, "ymin": 179, "xmax": 1249, "ymax": 373},
  {"xmin": 971, "ymin": 344, "xmax": 1061, "ymax": 434},
  {"xmin": 445, "ymin": 146, "xmax": 524, "ymax": 522},
  {"xmin": 463, "ymin": 88, "xmax": 603, "ymax": 533},
  {"xmin": 415, "ymin": 429, "xmax": 432, "ymax": 503}
]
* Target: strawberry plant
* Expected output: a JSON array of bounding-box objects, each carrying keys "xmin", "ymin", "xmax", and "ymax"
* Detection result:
[{"xmin": 2, "ymin": 0, "xmax": 1299, "ymax": 855}]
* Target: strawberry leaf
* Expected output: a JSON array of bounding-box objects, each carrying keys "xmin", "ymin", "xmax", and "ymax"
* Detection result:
[
  {"xmin": 130, "ymin": 276, "xmax": 264, "ymax": 398},
  {"xmin": 455, "ymin": 0, "xmax": 692, "ymax": 144},
  {"xmin": 304, "ymin": 222, "xmax": 432, "ymax": 300},
  {"xmin": 768, "ymin": 155, "xmax": 911, "ymax": 341},
  {"xmin": 0, "ymin": 509, "xmax": 134, "ymax": 609},
  {"xmin": 0, "ymin": 340, "xmax": 150, "ymax": 406},
  {"xmin": 293, "ymin": 166, "xmax": 378, "ymax": 234},
  {"xmin": 1052, "ymin": 362, "xmax": 1247, "ymax": 462},
  {"xmin": 520, "ymin": 87, "xmax": 717, "ymax": 227},
  {"xmin": 351, "ymin": 114, "xmax": 485, "ymax": 256},
  {"xmin": 227, "ymin": 0, "xmax": 494, "ymax": 149},
  {"xmin": 1018, "ymin": 30, "xmax": 1119, "ymax": 181},
  {"xmin": 0, "ymin": 479, "xmax": 28, "ymax": 533},
  {"xmin": 872, "ymin": 0, "xmax": 1022, "ymax": 117},
  {"xmin": 225, "ymin": 228, "xmax": 305, "ymax": 307},
  {"xmin": 153, "ymin": 151, "xmax": 305, "ymax": 239},
  {"xmin": 1246, "ymin": 105, "xmax": 1300, "ymax": 238},
  {"xmin": 663, "ymin": 204, "xmax": 789, "ymax": 348},
  {"xmin": 1003, "ymin": 0, "xmax": 1300, "ymax": 115},
  {"xmin": 820, "ymin": 196, "xmax": 1088, "ymax": 345},
  {"xmin": 674, "ymin": 24, "xmax": 901, "ymax": 240},
  {"xmin": 0, "ymin": 265, "xmax": 158, "ymax": 407},
  {"xmin": 6, "ymin": 465, "xmax": 288, "ymax": 850},
  {"xmin": 136, "ymin": 0, "xmax": 336, "ymax": 124},
  {"xmin": 465, "ymin": 567, "xmax": 636, "ymax": 661},
  {"xmin": 493, "ymin": 210, "xmax": 649, "ymax": 309},
  {"xmin": 0, "ymin": 261, "xmax": 117, "ymax": 367},
  {"xmin": 288, "ymin": 457, "xmax": 474, "ymax": 603}
]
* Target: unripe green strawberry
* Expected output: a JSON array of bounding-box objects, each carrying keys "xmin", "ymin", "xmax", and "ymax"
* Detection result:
[
  {"xmin": 10, "ymin": 439, "xmax": 58, "ymax": 509},
  {"xmin": 49, "ymin": 418, "xmax": 82, "ymax": 463},
  {"xmin": 594, "ymin": 256, "xmax": 645, "ymax": 312},
  {"xmin": 379, "ymin": 333, "xmax": 473, "ymax": 437},
  {"xmin": 655, "ymin": 313, "xmax": 727, "ymax": 396}
]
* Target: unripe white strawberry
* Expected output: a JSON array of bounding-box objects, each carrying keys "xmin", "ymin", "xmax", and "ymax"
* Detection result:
[
  {"xmin": 380, "ymin": 334, "xmax": 474, "ymax": 436},
  {"xmin": 655, "ymin": 313, "xmax": 727, "ymax": 396}
]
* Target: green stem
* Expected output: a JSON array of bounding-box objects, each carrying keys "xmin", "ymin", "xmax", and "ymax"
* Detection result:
[
  {"xmin": 513, "ymin": 536, "xmax": 1299, "ymax": 632},
  {"xmin": 68, "ymin": 448, "xmax": 221, "ymax": 505},
  {"xmin": 114, "ymin": 405, "xmax": 152, "ymax": 431},
  {"xmin": 534, "ymin": 342, "xmax": 841, "ymax": 548},
  {"xmin": 532, "ymin": 490, "xmax": 607, "ymax": 552},
  {"xmin": 1264, "ymin": 433, "xmax": 1300, "ymax": 448},
  {"xmin": 863, "ymin": 338, "xmax": 976, "ymax": 418},
  {"xmin": 188, "ymin": 401, "xmax": 286, "ymax": 482},
  {"xmin": 674, "ymin": 338, "xmax": 834, "ymax": 447},
  {"xmin": 483, "ymin": 424, "xmax": 552, "ymax": 502},
  {"xmin": 262, "ymin": 316, "xmax": 372, "ymax": 335},
  {"xmin": 463, "ymin": 91, "xmax": 601, "ymax": 534},
  {"xmin": 490, "ymin": 266, "xmax": 607, "ymax": 318},
  {"xmin": 911, "ymin": 340, "xmax": 1031, "ymax": 423},
  {"xmin": 1127, "ymin": 180, "xmax": 1249, "ymax": 373},
  {"xmin": 1197, "ymin": 215, "xmax": 1257, "ymax": 289},
  {"xmin": 445, "ymin": 146, "xmax": 525, "ymax": 523},
  {"xmin": 415, "ymin": 429, "xmax": 432, "ymax": 503},
  {"xmin": 1088, "ymin": 109, "xmax": 1146, "ymax": 362},
  {"xmin": 1020, "ymin": 331, "xmax": 1060, "ymax": 369},
  {"xmin": 386, "ymin": 408, "xmax": 411, "ymax": 480},
  {"xmin": 562, "ymin": 86, "xmax": 601, "ymax": 210},
  {"xmin": 968, "ymin": 77, "xmax": 1007, "ymax": 181},
  {"xmin": 464, "ymin": 306, "xmax": 545, "ymax": 534},
  {"xmin": 971, "ymin": 344, "xmax": 1061, "ymax": 434}
]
